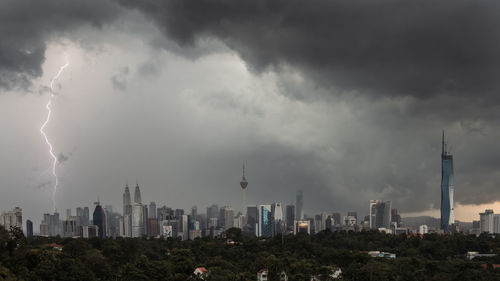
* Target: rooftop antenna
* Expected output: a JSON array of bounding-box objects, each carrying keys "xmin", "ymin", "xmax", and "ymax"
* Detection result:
[{"xmin": 442, "ymin": 129, "xmax": 445, "ymax": 156}]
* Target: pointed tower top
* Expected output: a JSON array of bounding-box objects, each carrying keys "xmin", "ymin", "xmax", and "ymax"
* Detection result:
[
  {"xmin": 134, "ymin": 182, "xmax": 142, "ymax": 204},
  {"xmin": 240, "ymin": 163, "xmax": 248, "ymax": 190}
]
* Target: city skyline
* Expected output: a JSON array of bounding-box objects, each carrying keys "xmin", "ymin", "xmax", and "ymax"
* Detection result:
[{"xmin": 2, "ymin": 0, "xmax": 500, "ymax": 226}]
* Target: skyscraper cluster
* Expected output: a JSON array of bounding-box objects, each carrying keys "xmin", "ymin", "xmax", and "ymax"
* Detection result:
[{"xmin": 0, "ymin": 132, "xmax": 463, "ymax": 238}]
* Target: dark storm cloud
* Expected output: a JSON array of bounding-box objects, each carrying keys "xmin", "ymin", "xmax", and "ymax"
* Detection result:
[
  {"xmin": 0, "ymin": 0, "xmax": 123, "ymax": 91},
  {"xmin": 118, "ymin": 0, "xmax": 500, "ymax": 99}
]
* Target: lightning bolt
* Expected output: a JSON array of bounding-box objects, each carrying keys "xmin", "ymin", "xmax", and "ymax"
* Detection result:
[{"xmin": 40, "ymin": 56, "xmax": 69, "ymax": 212}]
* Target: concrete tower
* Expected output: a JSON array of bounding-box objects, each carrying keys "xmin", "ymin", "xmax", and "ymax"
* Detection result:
[{"xmin": 240, "ymin": 164, "xmax": 248, "ymax": 213}]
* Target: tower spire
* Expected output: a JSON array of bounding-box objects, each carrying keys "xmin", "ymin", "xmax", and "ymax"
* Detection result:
[{"xmin": 442, "ymin": 130, "xmax": 445, "ymax": 156}]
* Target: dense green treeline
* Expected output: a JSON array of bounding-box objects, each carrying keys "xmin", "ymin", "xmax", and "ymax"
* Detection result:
[{"xmin": 1, "ymin": 226, "xmax": 500, "ymax": 280}]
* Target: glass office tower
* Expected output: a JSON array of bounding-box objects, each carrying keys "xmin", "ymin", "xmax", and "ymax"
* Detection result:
[
  {"xmin": 258, "ymin": 205, "xmax": 273, "ymax": 238},
  {"xmin": 440, "ymin": 131, "xmax": 455, "ymax": 232}
]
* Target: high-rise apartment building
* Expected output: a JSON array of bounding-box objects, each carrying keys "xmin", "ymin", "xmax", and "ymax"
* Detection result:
[
  {"xmin": 370, "ymin": 200, "xmax": 392, "ymax": 229},
  {"xmin": 494, "ymin": 214, "xmax": 500, "ymax": 234},
  {"xmin": 440, "ymin": 131, "xmax": 455, "ymax": 232},
  {"xmin": 480, "ymin": 209, "xmax": 494, "ymax": 233},
  {"xmin": 220, "ymin": 206, "xmax": 234, "ymax": 230},
  {"xmin": 0, "ymin": 207, "xmax": 22, "ymax": 230}
]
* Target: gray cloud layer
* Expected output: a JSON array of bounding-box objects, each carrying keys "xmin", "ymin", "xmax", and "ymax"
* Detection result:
[{"xmin": 118, "ymin": 0, "xmax": 500, "ymax": 100}]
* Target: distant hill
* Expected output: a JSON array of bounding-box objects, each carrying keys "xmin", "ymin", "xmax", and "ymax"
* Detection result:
[
  {"xmin": 402, "ymin": 216, "xmax": 473, "ymax": 232},
  {"xmin": 402, "ymin": 216, "xmax": 440, "ymax": 230}
]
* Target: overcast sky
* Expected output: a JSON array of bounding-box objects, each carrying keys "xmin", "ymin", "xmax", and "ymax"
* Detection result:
[{"xmin": 1, "ymin": 0, "xmax": 500, "ymax": 225}]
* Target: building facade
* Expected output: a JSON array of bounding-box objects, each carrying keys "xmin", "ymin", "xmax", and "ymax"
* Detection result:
[{"xmin": 370, "ymin": 200, "xmax": 392, "ymax": 229}]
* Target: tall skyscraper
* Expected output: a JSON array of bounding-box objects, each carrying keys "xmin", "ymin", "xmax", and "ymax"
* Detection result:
[
  {"xmin": 92, "ymin": 201, "xmax": 106, "ymax": 238},
  {"xmin": 132, "ymin": 183, "xmax": 144, "ymax": 237},
  {"xmin": 296, "ymin": 190, "xmax": 304, "ymax": 220},
  {"xmin": 123, "ymin": 184, "xmax": 133, "ymax": 237},
  {"xmin": 369, "ymin": 200, "xmax": 392, "ymax": 229},
  {"xmin": 149, "ymin": 202, "xmax": 157, "ymax": 219},
  {"xmin": 440, "ymin": 131, "xmax": 455, "ymax": 232}
]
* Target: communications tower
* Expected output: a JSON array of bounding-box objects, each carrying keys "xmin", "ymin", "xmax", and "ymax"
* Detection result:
[{"xmin": 240, "ymin": 164, "xmax": 248, "ymax": 213}]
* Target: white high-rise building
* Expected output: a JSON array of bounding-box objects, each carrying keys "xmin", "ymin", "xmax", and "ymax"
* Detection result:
[
  {"xmin": 480, "ymin": 209, "xmax": 495, "ymax": 233},
  {"xmin": 418, "ymin": 225, "xmax": 428, "ymax": 234},
  {"xmin": 272, "ymin": 202, "xmax": 284, "ymax": 235},
  {"xmin": 178, "ymin": 215, "xmax": 188, "ymax": 240},
  {"xmin": 0, "ymin": 207, "xmax": 22, "ymax": 231},
  {"xmin": 220, "ymin": 206, "xmax": 235, "ymax": 230},
  {"xmin": 494, "ymin": 214, "xmax": 500, "ymax": 234}
]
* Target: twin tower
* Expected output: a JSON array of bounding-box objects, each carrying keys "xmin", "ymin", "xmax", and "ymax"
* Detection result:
[{"xmin": 122, "ymin": 183, "xmax": 145, "ymax": 237}]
